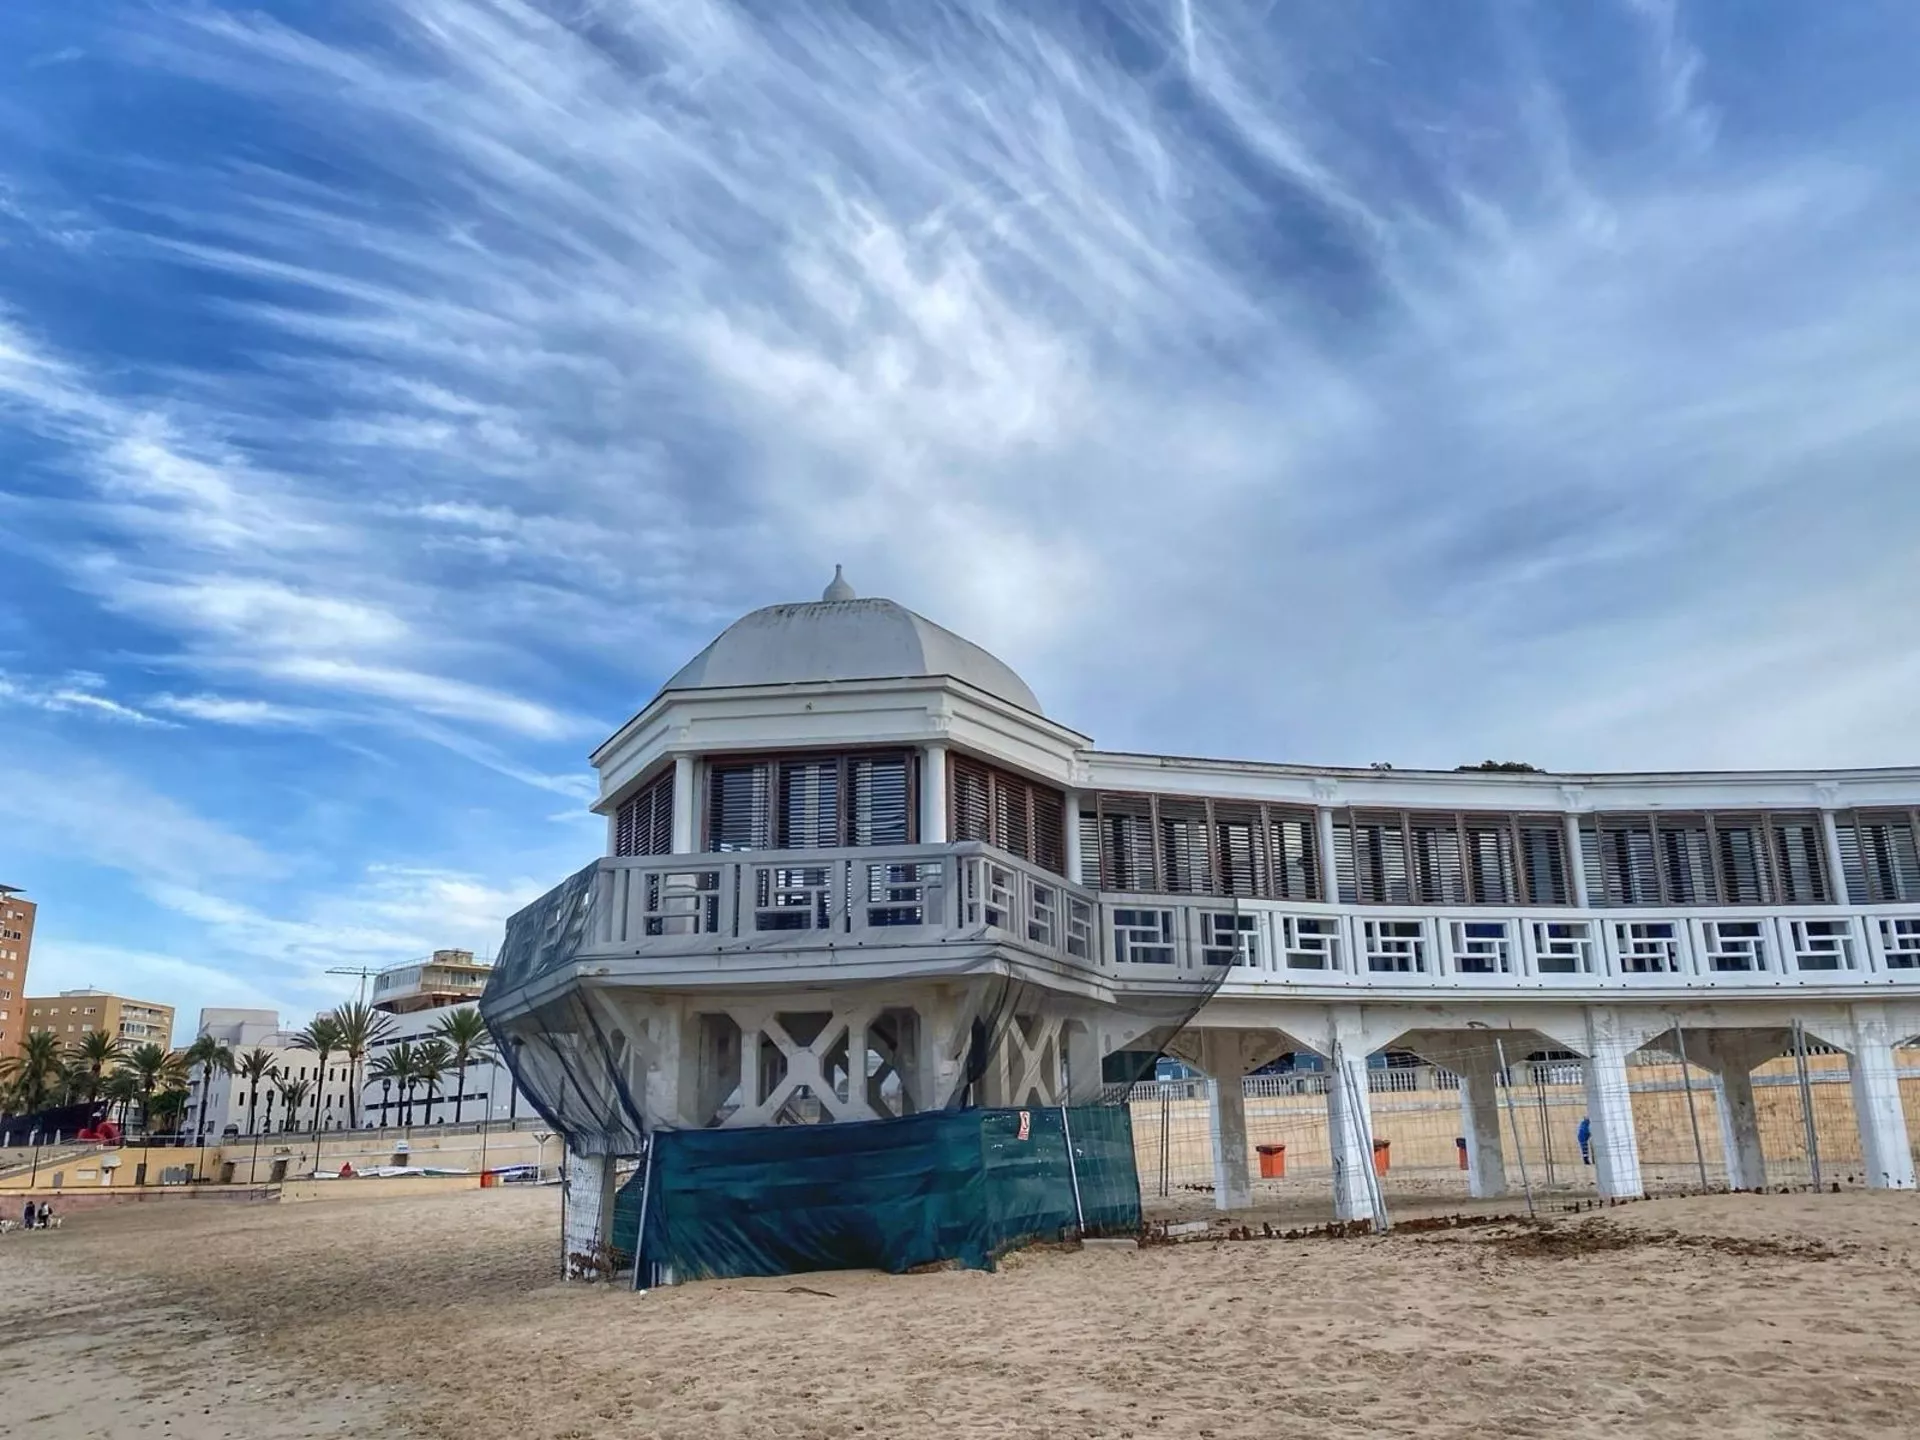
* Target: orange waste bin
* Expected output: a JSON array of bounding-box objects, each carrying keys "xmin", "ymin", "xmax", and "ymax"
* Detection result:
[
  {"xmin": 1371, "ymin": 1139, "xmax": 1391, "ymax": 1176},
  {"xmin": 1256, "ymin": 1144, "xmax": 1286, "ymax": 1179}
]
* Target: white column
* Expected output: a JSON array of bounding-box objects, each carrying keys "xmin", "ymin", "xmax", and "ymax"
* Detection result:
[
  {"xmin": 562, "ymin": 1149, "xmax": 616, "ymax": 1280},
  {"xmin": 1564, "ymin": 813, "xmax": 1591, "ymax": 907},
  {"xmin": 1848, "ymin": 1008, "xmax": 1915, "ymax": 1189},
  {"xmin": 1206, "ymin": 1075, "xmax": 1252, "ymax": 1211},
  {"xmin": 1583, "ymin": 1010, "xmax": 1644, "ymax": 1199},
  {"xmin": 1317, "ymin": 808, "xmax": 1340, "ymax": 904},
  {"xmin": 921, "ymin": 742, "xmax": 948, "ymax": 845},
  {"xmin": 670, "ymin": 754, "xmax": 696, "ymax": 854},
  {"xmin": 1064, "ymin": 791, "xmax": 1084, "ymax": 884},
  {"xmin": 1456, "ymin": 1053, "xmax": 1509, "ymax": 1199},
  {"xmin": 1325, "ymin": 1046, "xmax": 1376, "ymax": 1222},
  {"xmin": 1821, "ymin": 809, "xmax": 1851, "ymax": 904}
]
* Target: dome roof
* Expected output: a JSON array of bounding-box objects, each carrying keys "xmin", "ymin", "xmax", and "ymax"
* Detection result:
[{"xmin": 661, "ymin": 572, "xmax": 1042, "ymax": 714}]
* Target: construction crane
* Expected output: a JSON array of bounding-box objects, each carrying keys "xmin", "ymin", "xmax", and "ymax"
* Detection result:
[{"xmin": 324, "ymin": 965, "xmax": 382, "ymax": 1006}]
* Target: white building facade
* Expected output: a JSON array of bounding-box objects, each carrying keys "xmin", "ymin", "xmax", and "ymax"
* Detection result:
[{"xmin": 481, "ymin": 575, "xmax": 1920, "ymax": 1269}]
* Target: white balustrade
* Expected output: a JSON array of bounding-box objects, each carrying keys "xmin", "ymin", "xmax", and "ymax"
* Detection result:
[{"xmin": 525, "ymin": 843, "xmax": 1920, "ymax": 999}]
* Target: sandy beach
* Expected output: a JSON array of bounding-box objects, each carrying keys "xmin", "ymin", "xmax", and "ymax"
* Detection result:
[{"xmin": 5, "ymin": 1186, "xmax": 1920, "ymax": 1439}]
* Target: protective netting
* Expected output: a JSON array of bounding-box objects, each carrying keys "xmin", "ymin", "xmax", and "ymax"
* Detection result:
[{"xmin": 612, "ymin": 1106, "xmax": 1139, "ymax": 1282}]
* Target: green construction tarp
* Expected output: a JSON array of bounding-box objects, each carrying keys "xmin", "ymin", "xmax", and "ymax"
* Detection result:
[{"xmin": 613, "ymin": 1106, "xmax": 1139, "ymax": 1283}]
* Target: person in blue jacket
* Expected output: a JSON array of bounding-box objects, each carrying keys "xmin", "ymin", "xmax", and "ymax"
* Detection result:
[{"xmin": 1577, "ymin": 1115, "xmax": 1592, "ymax": 1164}]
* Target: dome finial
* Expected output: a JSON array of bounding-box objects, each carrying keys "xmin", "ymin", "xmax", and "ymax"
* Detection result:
[{"xmin": 822, "ymin": 564, "xmax": 855, "ymax": 602}]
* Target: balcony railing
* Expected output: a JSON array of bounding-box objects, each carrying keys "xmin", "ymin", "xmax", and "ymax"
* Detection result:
[
  {"xmin": 578, "ymin": 841, "xmax": 1097, "ymax": 967},
  {"xmin": 497, "ymin": 842, "xmax": 1920, "ymax": 998}
]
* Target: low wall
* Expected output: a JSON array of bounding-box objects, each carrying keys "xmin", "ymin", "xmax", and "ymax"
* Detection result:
[{"xmin": 279, "ymin": 1173, "xmax": 484, "ymax": 1203}]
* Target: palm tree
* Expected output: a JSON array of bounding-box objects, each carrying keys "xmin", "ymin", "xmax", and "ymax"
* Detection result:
[
  {"xmin": 414, "ymin": 1039, "xmax": 452, "ymax": 1126},
  {"xmin": 146, "ymin": 1085, "xmax": 191, "ymax": 1137},
  {"xmin": 0, "ymin": 1031, "xmax": 64, "ymax": 1116},
  {"xmin": 275, "ymin": 1076, "xmax": 311, "ymax": 1133},
  {"xmin": 101, "ymin": 1068, "xmax": 142, "ymax": 1130},
  {"xmin": 331, "ymin": 1001, "xmax": 395, "ymax": 1128},
  {"xmin": 125, "ymin": 1043, "xmax": 187, "ymax": 1136},
  {"xmin": 67, "ymin": 1031, "xmax": 127, "ymax": 1104},
  {"xmin": 236, "ymin": 1047, "xmax": 280, "ymax": 1137},
  {"xmin": 367, "ymin": 1042, "xmax": 419, "ymax": 1128},
  {"xmin": 183, "ymin": 1035, "xmax": 235, "ymax": 1142},
  {"xmin": 431, "ymin": 1008, "xmax": 496, "ymax": 1124},
  {"xmin": 288, "ymin": 1015, "xmax": 345, "ymax": 1133}
]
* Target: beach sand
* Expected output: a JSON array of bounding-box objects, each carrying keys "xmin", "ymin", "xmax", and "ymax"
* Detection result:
[{"xmin": 5, "ymin": 1185, "xmax": 1919, "ymax": 1439}]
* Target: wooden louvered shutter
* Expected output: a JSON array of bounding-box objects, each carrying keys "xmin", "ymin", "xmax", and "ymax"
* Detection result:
[
  {"xmin": 1157, "ymin": 798, "xmax": 1212, "ymax": 894},
  {"xmin": 778, "ymin": 759, "xmax": 841, "ymax": 849},
  {"xmin": 1462, "ymin": 818, "xmax": 1516, "ymax": 904},
  {"xmin": 1840, "ymin": 812, "xmax": 1920, "ymax": 904},
  {"xmin": 614, "ymin": 770, "xmax": 674, "ymax": 857},
  {"xmin": 1515, "ymin": 820, "xmax": 1569, "ymax": 905},
  {"xmin": 1096, "ymin": 795, "xmax": 1156, "ymax": 892},
  {"xmin": 1352, "ymin": 811, "xmax": 1411, "ymax": 904},
  {"xmin": 1711, "ymin": 816, "xmax": 1770, "ymax": 904},
  {"xmin": 1768, "ymin": 815, "xmax": 1829, "ymax": 903},
  {"xmin": 1212, "ymin": 802, "xmax": 1267, "ymax": 898},
  {"xmin": 1270, "ymin": 808, "xmax": 1318, "ymax": 900},
  {"xmin": 707, "ymin": 763, "xmax": 771, "ymax": 851},
  {"xmin": 1409, "ymin": 817, "xmax": 1465, "ymax": 904},
  {"xmin": 1031, "ymin": 787, "xmax": 1066, "ymax": 875},
  {"xmin": 995, "ymin": 772, "xmax": 1033, "ymax": 862},
  {"xmin": 1659, "ymin": 818, "xmax": 1714, "ymax": 904},
  {"xmin": 950, "ymin": 756, "xmax": 993, "ymax": 845},
  {"xmin": 1595, "ymin": 818, "xmax": 1660, "ymax": 905},
  {"xmin": 847, "ymin": 753, "xmax": 913, "ymax": 846}
]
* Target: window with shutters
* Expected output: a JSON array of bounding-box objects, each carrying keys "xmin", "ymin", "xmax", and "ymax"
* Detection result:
[
  {"xmin": 1337, "ymin": 810, "xmax": 1571, "ymax": 907},
  {"xmin": 613, "ymin": 770, "xmax": 675, "ymax": 857},
  {"xmin": 1583, "ymin": 811, "xmax": 1835, "ymax": 906},
  {"xmin": 1835, "ymin": 810, "xmax": 1920, "ymax": 904},
  {"xmin": 704, "ymin": 750, "xmax": 915, "ymax": 852},
  {"xmin": 1085, "ymin": 793, "xmax": 1320, "ymax": 899},
  {"xmin": 948, "ymin": 755, "xmax": 1067, "ymax": 875}
]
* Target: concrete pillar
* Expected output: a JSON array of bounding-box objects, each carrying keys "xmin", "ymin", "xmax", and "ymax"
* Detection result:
[
  {"xmin": 670, "ymin": 754, "xmax": 696, "ymax": 854},
  {"xmin": 1583, "ymin": 1013, "xmax": 1644, "ymax": 1199},
  {"xmin": 562, "ymin": 1148, "xmax": 616, "ymax": 1280},
  {"xmin": 1064, "ymin": 791, "xmax": 1084, "ymax": 884},
  {"xmin": 921, "ymin": 743, "xmax": 949, "ymax": 845},
  {"xmin": 1326, "ymin": 1047, "xmax": 1376, "ymax": 1222},
  {"xmin": 1206, "ymin": 1076, "xmax": 1252, "ymax": 1211},
  {"xmin": 1456, "ymin": 1053, "xmax": 1508, "ymax": 1199},
  {"xmin": 1564, "ymin": 813, "xmax": 1591, "ymax": 907},
  {"xmin": 1848, "ymin": 1009, "xmax": 1915, "ymax": 1189},
  {"xmin": 1711, "ymin": 1069, "xmax": 1767, "ymax": 1191},
  {"xmin": 1317, "ymin": 808, "xmax": 1341, "ymax": 903}
]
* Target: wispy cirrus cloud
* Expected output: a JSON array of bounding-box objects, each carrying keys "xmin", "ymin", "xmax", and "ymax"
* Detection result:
[{"xmin": 3, "ymin": 0, "xmax": 1920, "ymax": 1030}]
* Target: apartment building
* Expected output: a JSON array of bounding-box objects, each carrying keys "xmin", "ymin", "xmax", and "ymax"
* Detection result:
[{"xmin": 0, "ymin": 884, "xmax": 32, "ymax": 1062}]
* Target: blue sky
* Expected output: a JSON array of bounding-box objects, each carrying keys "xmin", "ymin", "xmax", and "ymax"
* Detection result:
[{"xmin": 3, "ymin": 1, "xmax": 1919, "ymax": 1041}]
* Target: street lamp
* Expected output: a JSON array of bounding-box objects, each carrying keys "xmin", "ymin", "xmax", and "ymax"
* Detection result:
[{"xmin": 381, "ymin": 1077, "xmax": 392, "ymax": 1129}]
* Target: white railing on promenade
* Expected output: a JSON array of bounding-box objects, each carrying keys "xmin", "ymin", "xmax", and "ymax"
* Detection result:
[{"xmin": 533, "ymin": 843, "xmax": 1920, "ymax": 997}]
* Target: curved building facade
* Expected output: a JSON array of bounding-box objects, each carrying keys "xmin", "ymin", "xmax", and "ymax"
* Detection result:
[{"xmin": 485, "ymin": 575, "xmax": 1920, "ymax": 1269}]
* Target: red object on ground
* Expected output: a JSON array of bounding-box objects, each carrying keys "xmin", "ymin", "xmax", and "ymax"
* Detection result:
[
  {"xmin": 1256, "ymin": 1144, "xmax": 1286, "ymax": 1179},
  {"xmin": 95, "ymin": 1120, "xmax": 121, "ymax": 1146},
  {"xmin": 1371, "ymin": 1139, "xmax": 1391, "ymax": 1176},
  {"xmin": 339, "ymin": 1162, "xmax": 355, "ymax": 1178}
]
